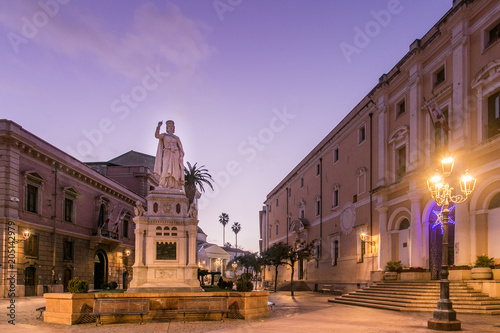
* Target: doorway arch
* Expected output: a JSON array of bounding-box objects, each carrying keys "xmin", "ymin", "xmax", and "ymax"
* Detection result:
[
  {"xmin": 63, "ymin": 267, "xmax": 72, "ymax": 292},
  {"xmin": 25, "ymin": 266, "xmax": 37, "ymax": 296},
  {"xmin": 93, "ymin": 250, "xmax": 108, "ymax": 289}
]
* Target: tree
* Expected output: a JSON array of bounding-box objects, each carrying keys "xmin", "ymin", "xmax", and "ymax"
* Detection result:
[
  {"xmin": 286, "ymin": 239, "xmax": 316, "ymax": 296},
  {"xmin": 232, "ymin": 222, "xmax": 241, "ymax": 253},
  {"xmin": 261, "ymin": 242, "xmax": 291, "ymax": 292},
  {"xmin": 219, "ymin": 212, "xmax": 229, "ymax": 245},
  {"xmin": 236, "ymin": 252, "xmax": 261, "ymax": 276},
  {"xmin": 184, "ymin": 162, "xmax": 214, "ymax": 205}
]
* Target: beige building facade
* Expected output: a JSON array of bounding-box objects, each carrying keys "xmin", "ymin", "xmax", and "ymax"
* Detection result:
[{"xmin": 261, "ymin": 0, "xmax": 500, "ymax": 291}]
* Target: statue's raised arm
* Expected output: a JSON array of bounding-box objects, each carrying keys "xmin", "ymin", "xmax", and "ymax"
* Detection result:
[{"xmin": 153, "ymin": 120, "xmax": 185, "ymax": 190}]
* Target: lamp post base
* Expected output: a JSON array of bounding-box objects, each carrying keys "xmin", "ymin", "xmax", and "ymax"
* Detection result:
[{"xmin": 427, "ymin": 318, "xmax": 461, "ymax": 331}]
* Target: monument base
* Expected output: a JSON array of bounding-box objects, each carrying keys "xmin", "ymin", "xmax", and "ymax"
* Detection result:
[{"xmin": 129, "ymin": 265, "xmax": 202, "ymax": 293}]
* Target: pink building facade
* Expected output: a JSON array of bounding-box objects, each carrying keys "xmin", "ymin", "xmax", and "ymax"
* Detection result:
[
  {"xmin": 0, "ymin": 120, "xmax": 144, "ymax": 297},
  {"xmin": 261, "ymin": 0, "xmax": 500, "ymax": 292}
]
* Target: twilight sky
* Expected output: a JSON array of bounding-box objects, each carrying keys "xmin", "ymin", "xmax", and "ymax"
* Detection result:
[{"xmin": 0, "ymin": 0, "xmax": 452, "ymax": 252}]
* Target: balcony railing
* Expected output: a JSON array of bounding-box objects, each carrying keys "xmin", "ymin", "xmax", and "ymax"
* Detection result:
[{"xmin": 91, "ymin": 228, "xmax": 119, "ymax": 240}]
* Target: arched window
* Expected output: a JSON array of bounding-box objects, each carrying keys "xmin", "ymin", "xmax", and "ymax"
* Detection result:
[
  {"xmin": 488, "ymin": 193, "xmax": 500, "ymax": 209},
  {"xmin": 399, "ymin": 218, "xmax": 410, "ymax": 230}
]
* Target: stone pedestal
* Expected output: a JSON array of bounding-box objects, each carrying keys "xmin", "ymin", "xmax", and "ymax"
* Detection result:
[{"xmin": 128, "ymin": 188, "xmax": 202, "ymax": 292}]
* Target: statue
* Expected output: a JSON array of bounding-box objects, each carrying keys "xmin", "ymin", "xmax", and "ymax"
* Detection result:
[
  {"xmin": 187, "ymin": 202, "xmax": 198, "ymax": 219},
  {"xmin": 134, "ymin": 200, "xmax": 146, "ymax": 217},
  {"xmin": 154, "ymin": 120, "xmax": 185, "ymax": 190}
]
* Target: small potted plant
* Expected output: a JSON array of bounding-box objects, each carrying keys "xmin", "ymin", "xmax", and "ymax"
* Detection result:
[
  {"xmin": 384, "ymin": 260, "xmax": 402, "ymax": 280},
  {"xmin": 471, "ymin": 255, "xmax": 494, "ymax": 280}
]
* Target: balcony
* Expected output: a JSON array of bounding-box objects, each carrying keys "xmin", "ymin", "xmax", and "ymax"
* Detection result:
[{"xmin": 91, "ymin": 228, "xmax": 119, "ymax": 244}]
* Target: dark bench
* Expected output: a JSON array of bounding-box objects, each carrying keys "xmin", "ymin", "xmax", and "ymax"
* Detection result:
[
  {"xmin": 36, "ymin": 306, "xmax": 46, "ymax": 319},
  {"xmin": 93, "ymin": 298, "xmax": 149, "ymax": 326},
  {"xmin": 177, "ymin": 298, "xmax": 228, "ymax": 322}
]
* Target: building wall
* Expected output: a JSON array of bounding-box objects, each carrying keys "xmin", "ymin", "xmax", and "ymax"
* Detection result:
[
  {"xmin": 260, "ymin": 0, "xmax": 500, "ymax": 289},
  {"xmin": 0, "ymin": 120, "xmax": 142, "ymax": 297}
]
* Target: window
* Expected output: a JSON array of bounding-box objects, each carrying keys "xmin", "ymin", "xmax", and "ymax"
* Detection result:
[
  {"xmin": 486, "ymin": 21, "xmax": 500, "ymax": 48},
  {"xmin": 433, "ymin": 66, "xmax": 445, "ymax": 88},
  {"xmin": 287, "ymin": 216, "xmax": 291, "ymax": 232},
  {"xmin": 332, "ymin": 184, "xmax": 340, "ymax": 208},
  {"xmin": 396, "ymin": 99, "xmax": 406, "ymax": 118},
  {"xmin": 488, "ymin": 91, "xmax": 500, "ymax": 138},
  {"xmin": 287, "ymin": 187, "xmax": 291, "ymax": 198},
  {"xmin": 276, "ymin": 198, "xmax": 279, "ymax": 207},
  {"xmin": 333, "ymin": 147, "xmax": 339, "ymax": 163},
  {"xmin": 300, "ymin": 177, "xmax": 304, "ymax": 188},
  {"xmin": 63, "ymin": 239, "xmax": 73, "ymax": 262},
  {"xmin": 358, "ymin": 125, "xmax": 366, "ymax": 144},
  {"xmin": 356, "ymin": 167, "xmax": 367, "ymax": 195},
  {"xmin": 27, "ymin": 184, "xmax": 38, "ymax": 213},
  {"xmin": 97, "ymin": 197, "xmax": 110, "ymax": 228},
  {"xmin": 397, "ymin": 146, "xmax": 406, "ymax": 178},
  {"xmin": 316, "ymin": 163, "xmax": 321, "ymax": 176},
  {"xmin": 275, "ymin": 221, "xmax": 279, "ymax": 235},
  {"xmin": 269, "ymin": 225, "xmax": 272, "ymax": 239},
  {"xmin": 315, "ymin": 198, "xmax": 321, "ymax": 216},
  {"xmin": 25, "ymin": 234, "xmax": 39, "ymax": 257},
  {"xmin": 434, "ymin": 108, "xmax": 449, "ymax": 154},
  {"xmin": 300, "ymin": 208, "xmax": 305, "ymax": 219},
  {"xmin": 333, "ymin": 240, "xmax": 339, "ymax": 266},
  {"xmin": 63, "ymin": 187, "xmax": 79, "ymax": 223},
  {"xmin": 123, "ymin": 215, "xmax": 129, "ymax": 238}
]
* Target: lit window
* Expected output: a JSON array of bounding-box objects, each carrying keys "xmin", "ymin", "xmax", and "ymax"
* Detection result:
[{"xmin": 25, "ymin": 234, "xmax": 39, "ymax": 258}]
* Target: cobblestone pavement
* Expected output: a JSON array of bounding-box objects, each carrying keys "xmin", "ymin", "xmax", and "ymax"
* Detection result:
[{"xmin": 1, "ymin": 292, "xmax": 499, "ymax": 332}]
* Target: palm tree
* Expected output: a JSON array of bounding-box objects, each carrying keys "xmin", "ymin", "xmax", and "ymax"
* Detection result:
[
  {"xmin": 232, "ymin": 222, "xmax": 241, "ymax": 256},
  {"xmin": 219, "ymin": 212, "xmax": 229, "ymax": 245},
  {"xmin": 184, "ymin": 162, "xmax": 214, "ymax": 205}
]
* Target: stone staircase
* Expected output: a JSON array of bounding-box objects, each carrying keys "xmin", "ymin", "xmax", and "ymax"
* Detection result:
[{"xmin": 329, "ymin": 281, "xmax": 500, "ymax": 315}]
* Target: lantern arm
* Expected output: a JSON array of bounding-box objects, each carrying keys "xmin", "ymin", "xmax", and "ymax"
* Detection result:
[{"xmin": 448, "ymin": 193, "xmax": 468, "ymax": 205}]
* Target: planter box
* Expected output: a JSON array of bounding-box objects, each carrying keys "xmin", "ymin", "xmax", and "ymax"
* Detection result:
[
  {"xmin": 384, "ymin": 272, "xmax": 398, "ymax": 280},
  {"xmin": 399, "ymin": 271, "xmax": 431, "ymax": 281},
  {"xmin": 471, "ymin": 267, "xmax": 493, "ymax": 280},
  {"xmin": 44, "ymin": 291, "xmax": 270, "ymax": 325}
]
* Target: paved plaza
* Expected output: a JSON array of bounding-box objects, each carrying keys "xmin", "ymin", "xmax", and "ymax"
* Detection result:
[{"xmin": 1, "ymin": 292, "xmax": 499, "ymax": 332}]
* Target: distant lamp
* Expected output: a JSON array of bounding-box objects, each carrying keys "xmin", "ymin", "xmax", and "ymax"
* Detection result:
[
  {"xmin": 22, "ymin": 230, "xmax": 31, "ymax": 240},
  {"xmin": 460, "ymin": 170, "xmax": 476, "ymax": 196},
  {"xmin": 124, "ymin": 250, "xmax": 131, "ymax": 257},
  {"xmin": 16, "ymin": 230, "xmax": 31, "ymax": 244},
  {"xmin": 359, "ymin": 232, "xmax": 375, "ymax": 244}
]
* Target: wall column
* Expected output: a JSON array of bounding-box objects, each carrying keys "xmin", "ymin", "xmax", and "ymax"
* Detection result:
[
  {"xmin": 409, "ymin": 189, "xmax": 423, "ymax": 268},
  {"xmin": 454, "ymin": 202, "xmax": 471, "ymax": 265}
]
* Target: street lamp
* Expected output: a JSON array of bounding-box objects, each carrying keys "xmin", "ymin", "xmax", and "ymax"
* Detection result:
[
  {"xmin": 16, "ymin": 230, "xmax": 31, "ymax": 244},
  {"xmin": 427, "ymin": 157, "xmax": 476, "ymax": 331}
]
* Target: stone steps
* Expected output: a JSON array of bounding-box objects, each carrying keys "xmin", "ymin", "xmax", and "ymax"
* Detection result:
[{"xmin": 329, "ymin": 281, "xmax": 500, "ymax": 315}]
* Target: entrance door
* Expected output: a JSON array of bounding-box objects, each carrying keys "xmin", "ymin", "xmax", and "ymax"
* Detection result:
[
  {"xmin": 488, "ymin": 207, "xmax": 500, "ymax": 258},
  {"xmin": 429, "ymin": 204, "xmax": 455, "ymax": 280},
  {"xmin": 93, "ymin": 251, "xmax": 107, "ymax": 289},
  {"xmin": 63, "ymin": 268, "xmax": 72, "ymax": 292},
  {"xmin": 122, "ymin": 271, "xmax": 128, "ymax": 290},
  {"xmin": 25, "ymin": 267, "xmax": 36, "ymax": 296},
  {"xmin": 398, "ymin": 229, "xmax": 410, "ymax": 266}
]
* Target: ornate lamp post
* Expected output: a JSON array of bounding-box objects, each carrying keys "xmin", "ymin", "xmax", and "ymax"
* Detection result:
[{"xmin": 427, "ymin": 157, "xmax": 476, "ymax": 331}]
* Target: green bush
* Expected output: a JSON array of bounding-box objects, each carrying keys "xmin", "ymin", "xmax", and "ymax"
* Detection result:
[
  {"xmin": 109, "ymin": 281, "xmax": 118, "ymax": 290},
  {"xmin": 67, "ymin": 277, "xmax": 89, "ymax": 294},
  {"xmin": 236, "ymin": 280, "xmax": 254, "ymax": 292},
  {"xmin": 100, "ymin": 282, "xmax": 109, "ymax": 290},
  {"xmin": 475, "ymin": 255, "xmax": 494, "ymax": 268},
  {"xmin": 385, "ymin": 260, "xmax": 402, "ymax": 272},
  {"xmin": 240, "ymin": 272, "xmax": 252, "ymax": 281}
]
